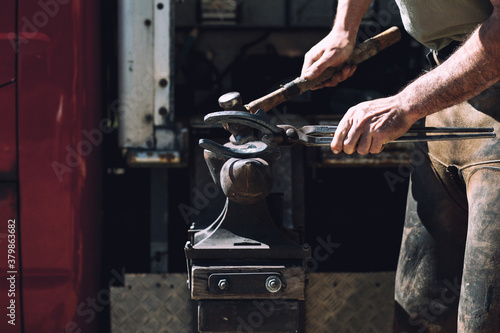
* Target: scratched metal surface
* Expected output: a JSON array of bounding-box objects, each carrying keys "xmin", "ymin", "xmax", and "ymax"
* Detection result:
[
  {"xmin": 111, "ymin": 272, "xmax": 395, "ymax": 333},
  {"xmin": 111, "ymin": 273, "xmax": 195, "ymax": 333},
  {"xmin": 306, "ymin": 272, "xmax": 396, "ymax": 333}
]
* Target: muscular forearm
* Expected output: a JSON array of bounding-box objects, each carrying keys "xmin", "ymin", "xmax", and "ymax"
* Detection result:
[
  {"xmin": 301, "ymin": 0, "xmax": 373, "ymax": 83},
  {"xmin": 399, "ymin": 9, "xmax": 500, "ymax": 122},
  {"xmin": 329, "ymin": 0, "xmax": 500, "ymax": 155},
  {"xmin": 331, "ymin": 0, "xmax": 373, "ymax": 42}
]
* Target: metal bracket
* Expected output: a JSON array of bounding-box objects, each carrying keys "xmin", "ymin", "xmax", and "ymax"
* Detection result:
[{"xmin": 208, "ymin": 272, "xmax": 285, "ymax": 295}]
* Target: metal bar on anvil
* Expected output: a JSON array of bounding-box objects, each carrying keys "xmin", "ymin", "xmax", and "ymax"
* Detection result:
[{"xmin": 184, "ymin": 247, "xmax": 311, "ymax": 260}]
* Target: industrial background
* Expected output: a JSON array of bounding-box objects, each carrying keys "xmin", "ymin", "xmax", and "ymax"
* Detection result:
[{"xmin": 0, "ymin": 0, "xmax": 429, "ymax": 332}]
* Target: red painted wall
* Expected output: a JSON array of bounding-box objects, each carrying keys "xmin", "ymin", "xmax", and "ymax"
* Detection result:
[
  {"xmin": 0, "ymin": 0, "xmax": 17, "ymax": 181},
  {"xmin": 15, "ymin": 0, "xmax": 103, "ymax": 332},
  {"xmin": 0, "ymin": 1, "xmax": 22, "ymax": 332},
  {"xmin": 0, "ymin": 0, "xmax": 16, "ymax": 88}
]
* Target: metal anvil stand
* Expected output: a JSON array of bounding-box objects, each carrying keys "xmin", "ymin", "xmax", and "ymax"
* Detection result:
[{"xmin": 185, "ymin": 144, "xmax": 311, "ymax": 333}]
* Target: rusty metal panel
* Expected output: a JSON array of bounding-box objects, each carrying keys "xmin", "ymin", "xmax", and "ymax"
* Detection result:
[
  {"xmin": 117, "ymin": 0, "xmax": 177, "ymax": 149},
  {"xmin": 118, "ymin": 0, "xmax": 186, "ymax": 165},
  {"xmin": 305, "ymin": 272, "xmax": 396, "ymax": 333},
  {"xmin": 153, "ymin": 0, "xmax": 173, "ymax": 127},
  {"xmin": 111, "ymin": 273, "xmax": 195, "ymax": 333},
  {"xmin": 117, "ymin": 0, "xmax": 155, "ymax": 148}
]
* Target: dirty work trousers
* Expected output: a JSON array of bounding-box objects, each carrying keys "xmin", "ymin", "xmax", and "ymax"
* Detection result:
[{"xmin": 393, "ymin": 80, "xmax": 500, "ymax": 332}]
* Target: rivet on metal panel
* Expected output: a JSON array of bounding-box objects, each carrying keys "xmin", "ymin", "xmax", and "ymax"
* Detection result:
[
  {"xmin": 145, "ymin": 114, "xmax": 154, "ymax": 123},
  {"xmin": 265, "ymin": 276, "xmax": 282, "ymax": 293},
  {"xmin": 159, "ymin": 78, "xmax": 168, "ymax": 87},
  {"xmin": 157, "ymin": 3, "xmax": 164, "ymax": 10},
  {"xmin": 159, "ymin": 107, "xmax": 168, "ymax": 116},
  {"xmin": 218, "ymin": 279, "xmax": 228, "ymax": 290},
  {"xmin": 144, "ymin": 19, "xmax": 152, "ymax": 26}
]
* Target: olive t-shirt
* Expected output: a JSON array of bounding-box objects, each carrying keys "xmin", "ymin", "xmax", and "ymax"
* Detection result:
[{"xmin": 395, "ymin": 0, "xmax": 493, "ymax": 50}]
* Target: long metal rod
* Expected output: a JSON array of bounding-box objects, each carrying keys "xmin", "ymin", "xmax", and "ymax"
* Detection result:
[
  {"xmin": 302, "ymin": 126, "xmax": 495, "ymax": 136},
  {"xmin": 394, "ymin": 132, "xmax": 496, "ymax": 142},
  {"xmin": 311, "ymin": 132, "xmax": 496, "ymax": 145},
  {"xmin": 407, "ymin": 127, "xmax": 494, "ymax": 133}
]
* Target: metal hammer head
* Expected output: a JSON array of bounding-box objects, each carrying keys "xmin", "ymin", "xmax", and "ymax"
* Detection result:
[
  {"xmin": 217, "ymin": 92, "xmax": 255, "ymax": 144},
  {"xmin": 218, "ymin": 92, "xmax": 244, "ymax": 111}
]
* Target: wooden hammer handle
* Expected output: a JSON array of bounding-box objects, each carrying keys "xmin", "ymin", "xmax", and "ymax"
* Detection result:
[{"xmin": 245, "ymin": 26, "xmax": 401, "ymax": 113}]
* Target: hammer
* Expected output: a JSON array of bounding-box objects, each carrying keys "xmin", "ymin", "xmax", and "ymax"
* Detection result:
[{"xmin": 218, "ymin": 26, "xmax": 402, "ymax": 114}]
